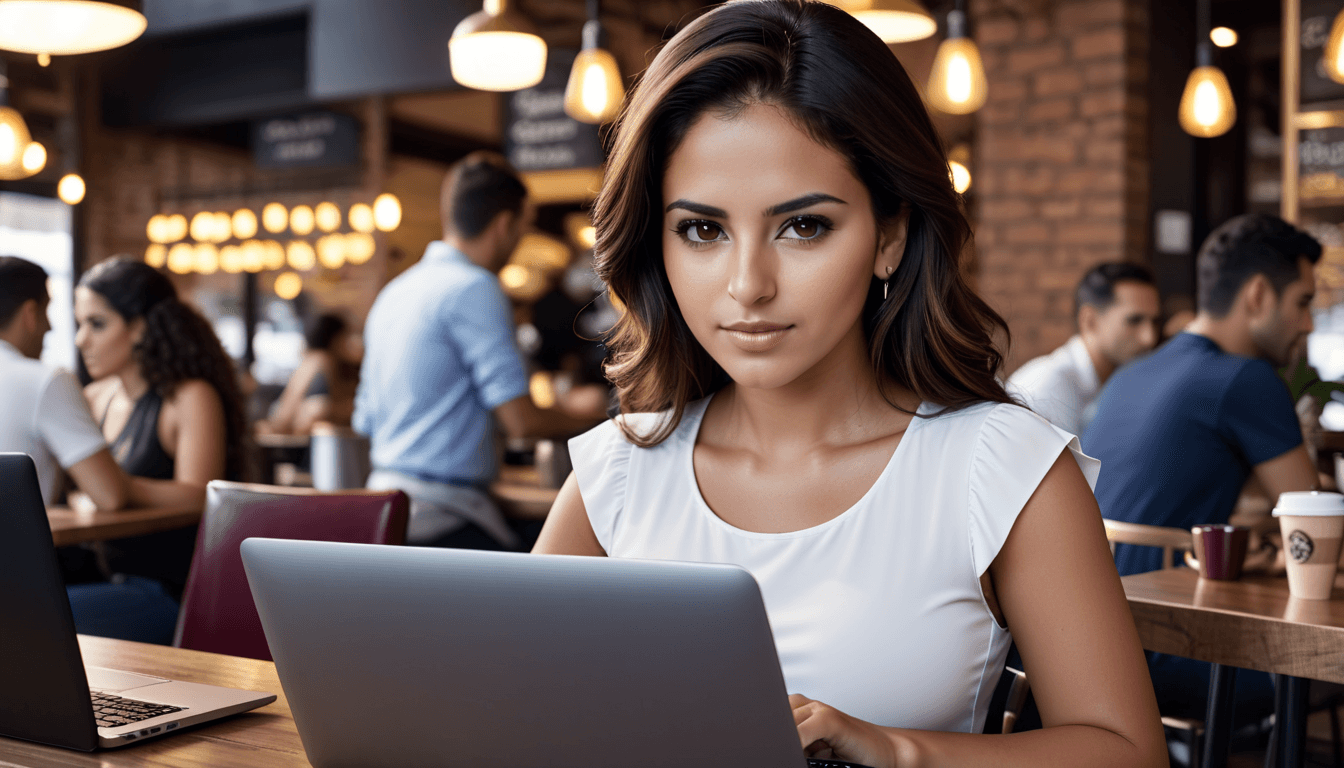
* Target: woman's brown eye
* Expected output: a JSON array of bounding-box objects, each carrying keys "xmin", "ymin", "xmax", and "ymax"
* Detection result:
[
  {"xmin": 783, "ymin": 217, "xmax": 826, "ymax": 240},
  {"xmin": 687, "ymin": 222, "xmax": 722, "ymax": 242}
]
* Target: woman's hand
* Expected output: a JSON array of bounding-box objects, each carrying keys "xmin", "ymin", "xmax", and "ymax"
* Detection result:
[{"xmin": 791, "ymin": 694, "xmax": 906, "ymax": 768}]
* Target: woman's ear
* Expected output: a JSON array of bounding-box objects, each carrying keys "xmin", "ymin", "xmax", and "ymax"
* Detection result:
[{"xmin": 873, "ymin": 208, "xmax": 912, "ymax": 281}]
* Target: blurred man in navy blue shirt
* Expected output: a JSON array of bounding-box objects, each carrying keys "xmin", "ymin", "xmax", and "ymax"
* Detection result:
[{"xmin": 1084, "ymin": 213, "xmax": 1322, "ymax": 723}]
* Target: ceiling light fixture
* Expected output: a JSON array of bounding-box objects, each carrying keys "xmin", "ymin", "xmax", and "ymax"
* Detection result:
[
  {"xmin": 925, "ymin": 2, "xmax": 987, "ymax": 114},
  {"xmin": 822, "ymin": 0, "xmax": 937, "ymax": 44},
  {"xmin": 0, "ymin": 0, "xmax": 147, "ymax": 65},
  {"xmin": 0, "ymin": 61, "xmax": 32, "ymax": 180},
  {"xmin": 564, "ymin": 0, "xmax": 624, "ymax": 124},
  {"xmin": 449, "ymin": 0, "xmax": 547, "ymax": 92},
  {"xmin": 1178, "ymin": 0, "xmax": 1235, "ymax": 138}
]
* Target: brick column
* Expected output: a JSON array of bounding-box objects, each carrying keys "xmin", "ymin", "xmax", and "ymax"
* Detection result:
[{"xmin": 971, "ymin": 0, "xmax": 1149, "ymax": 371}]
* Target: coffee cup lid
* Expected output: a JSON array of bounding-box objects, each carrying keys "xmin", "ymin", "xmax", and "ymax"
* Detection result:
[{"xmin": 1273, "ymin": 491, "xmax": 1344, "ymax": 517}]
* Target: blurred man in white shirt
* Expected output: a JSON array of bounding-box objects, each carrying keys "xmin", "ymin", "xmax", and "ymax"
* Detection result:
[
  {"xmin": 1008, "ymin": 262, "xmax": 1161, "ymax": 436},
  {"xmin": 0, "ymin": 256, "xmax": 126, "ymax": 510}
]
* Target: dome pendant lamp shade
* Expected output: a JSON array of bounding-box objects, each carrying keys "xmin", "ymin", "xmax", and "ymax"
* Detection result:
[
  {"xmin": 1324, "ymin": 9, "xmax": 1344, "ymax": 84},
  {"xmin": 926, "ymin": 10, "xmax": 988, "ymax": 114},
  {"xmin": 449, "ymin": 0, "xmax": 547, "ymax": 92},
  {"xmin": 0, "ymin": 0, "xmax": 147, "ymax": 59},
  {"xmin": 822, "ymin": 0, "xmax": 937, "ymax": 44},
  {"xmin": 564, "ymin": 7, "xmax": 624, "ymax": 124}
]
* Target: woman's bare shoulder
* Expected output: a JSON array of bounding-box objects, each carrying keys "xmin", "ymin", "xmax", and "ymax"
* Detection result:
[{"xmin": 166, "ymin": 379, "xmax": 223, "ymax": 411}]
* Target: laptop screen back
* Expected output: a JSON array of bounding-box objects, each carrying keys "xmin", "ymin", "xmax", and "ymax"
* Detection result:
[
  {"xmin": 0, "ymin": 453, "xmax": 98, "ymax": 751},
  {"xmin": 242, "ymin": 539, "xmax": 808, "ymax": 768}
]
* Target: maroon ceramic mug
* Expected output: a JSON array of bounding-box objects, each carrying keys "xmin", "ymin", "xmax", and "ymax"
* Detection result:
[{"xmin": 1186, "ymin": 524, "xmax": 1249, "ymax": 580}]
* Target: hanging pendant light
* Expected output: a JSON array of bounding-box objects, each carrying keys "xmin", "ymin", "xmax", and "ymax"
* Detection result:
[
  {"xmin": 926, "ymin": 5, "xmax": 988, "ymax": 115},
  {"xmin": 822, "ymin": 0, "xmax": 937, "ymax": 44},
  {"xmin": 0, "ymin": 1, "xmax": 146, "ymax": 64},
  {"xmin": 1178, "ymin": 0, "xmax": 1235, "ymax": 138},
  {"xmin": 0, "ymin": 61, "xmax": 32, "ymax": 180},
  {"xmin": 1324, "ymin": 9, "xmax": 1344, "ymax": 84},
  {"xmin": 564, "ymin": 0, "xmax": 624, "ymax": 124},
  {"xmin": 449, "ymin": 0, "xmax": 547, "ymax": 92}
]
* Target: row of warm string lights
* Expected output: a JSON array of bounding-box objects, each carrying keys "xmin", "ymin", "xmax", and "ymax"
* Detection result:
[{"xmin": 142, "ymin": 196, "xmax": 403, "ymax": 300}]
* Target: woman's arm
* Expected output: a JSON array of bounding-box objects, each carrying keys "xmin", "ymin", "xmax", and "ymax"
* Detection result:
[
  {"xmin": 793, "ymin": 451, "xmax": 1167, "ymax": 768},
  {"xmin": 531, "ymin": 471, "xmax": 606, "ymax": 556},
  {"xmin": 260, "ymin": 353, "xmax": 323, "ymax": 435},
  {"xmin": 125, "ymin": 379, "xmax": 227, "ymax": 509}
]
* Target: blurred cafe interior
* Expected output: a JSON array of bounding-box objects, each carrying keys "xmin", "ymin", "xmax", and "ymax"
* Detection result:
[{"xmin": 11, "ymin": 0, "xmax": 1344, "ymax": 766}]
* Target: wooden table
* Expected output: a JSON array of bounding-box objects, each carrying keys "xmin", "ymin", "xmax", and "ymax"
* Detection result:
[
  {"xmin": 491, "ymin": 464, "xmax": 559, "ymax": 520},
  {"xmin": 253, "ymin": 433, "xmax": 312, "ymax": 451},
  {"xmin": 47, "ymin": 504, "xmax": 204, "ymax": 548},
  {"xmin": 1124, "ymin": 569, "xmax": 1344, "ymax": 768},
  {"xmin": 0, "ymin": 635, "xmax": 304, "ymax": 767}
]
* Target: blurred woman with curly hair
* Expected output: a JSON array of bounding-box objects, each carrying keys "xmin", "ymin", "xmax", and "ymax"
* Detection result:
[{"xmin": 70, "ymin": 256, "xmax": 249, "ymax": 641}]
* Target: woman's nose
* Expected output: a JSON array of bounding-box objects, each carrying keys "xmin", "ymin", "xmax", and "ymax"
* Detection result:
[{"xmin": 725, "ymin": 242, "xmax": 776, "ymax": 306}]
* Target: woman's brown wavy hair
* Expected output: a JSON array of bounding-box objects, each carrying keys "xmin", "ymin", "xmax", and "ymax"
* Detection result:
[
  {"xmin": 594, "ymin": 0, "xmax": 1013, "ymax": 447},
  {"xmin": 80, "ymin": 257, "xmax": 251, "ymax": 481}
]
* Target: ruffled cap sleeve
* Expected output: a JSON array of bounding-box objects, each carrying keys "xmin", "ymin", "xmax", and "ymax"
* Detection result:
[
  {"xmin": 567, "ymin": 415, "xmax": 655, "ymax": 553},
  {"xmin": 968, "ymin": 404, "xmax": 1100, "ymax": 576}
]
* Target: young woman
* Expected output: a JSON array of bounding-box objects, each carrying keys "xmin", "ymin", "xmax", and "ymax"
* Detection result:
[
  {"xmin": 75, "ymin": 257, "xmax": 248, "ymax": 602},
  {"xmin": 534, "ymin": 2, "xmax": 1166, "ymax": 766},
  {"xmin": 259, "ymin": 312, "xmax": 360, "ymax": 435}
]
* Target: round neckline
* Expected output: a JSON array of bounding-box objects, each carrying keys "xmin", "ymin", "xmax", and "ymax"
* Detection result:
[{"xmin": 683, "ymin": 392, "xmax": 930, "ymax": 540}]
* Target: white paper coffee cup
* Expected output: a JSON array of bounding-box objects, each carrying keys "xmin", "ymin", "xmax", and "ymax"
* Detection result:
[{"xmin": 1274, "ymin": 491, "xmax": 1344, "ymax": 600}]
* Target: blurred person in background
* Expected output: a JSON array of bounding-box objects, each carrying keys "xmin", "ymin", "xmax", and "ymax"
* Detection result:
[
  {"xmin": 355, "ymin": 152, "xmax": 596, "ymax": 552},
  {"xmin": 73, "ymin": 256, "xmax": 249, "ymax": 642},
  {"xmin": 0, "ymin": 255, "xmax": 127, "ymax": 511},
  {"xmin": 258, "ymin": 312, "xmax": 359, "ymax": 434},
  {"xmin": 1084, "ymin": 213, "xmax": 1321, "ymax": 727},
  {"xmin": 1008, "ymin": 262, "xmax": 1160, "ymax": 436}
]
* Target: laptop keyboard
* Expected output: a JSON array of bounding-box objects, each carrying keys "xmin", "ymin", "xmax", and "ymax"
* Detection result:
[
  {"xmin": 807, "ymin": 761, "xmax": 873, "ymax": 768},
  {"xmin": 91, "ymin": 691, "xmax": 183, "ymax": 729}
]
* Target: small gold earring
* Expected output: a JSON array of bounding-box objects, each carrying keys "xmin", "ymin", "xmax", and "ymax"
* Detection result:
[{"xmin": 883, "ymin": 266, "xmax": 893, "ymax": 300}]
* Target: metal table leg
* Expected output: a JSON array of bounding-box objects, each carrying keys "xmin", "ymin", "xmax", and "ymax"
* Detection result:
[
  {"xmin": 1278, "ymin": 676, "xmax": 1310, "ymax": 768},
  {"xmin": 1203, "ymin": 663, "xmax": 1238, "ymax": 768}
]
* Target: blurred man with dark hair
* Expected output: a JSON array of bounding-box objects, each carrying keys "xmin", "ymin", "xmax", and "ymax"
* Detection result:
[
  {"xmin": 0, "ymin": 255, "xmax": 127, "ymax": 511},
  {"xmin": 1008, "ymin": 262, "xmax": 1160, "ymax": 435},
  {"xmin": 1084, "ymin": 213, "xmax": 1322, "ymax": 722},
  {"xmin": 355, "ymin": 152, "xmax": 593, "ymax": 551}
]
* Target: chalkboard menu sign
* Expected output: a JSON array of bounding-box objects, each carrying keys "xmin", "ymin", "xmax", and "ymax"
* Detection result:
[
  {"xmin": 253, "ymin": 112, "xmax": 361, "ymax": 170},
  {"xmin": 1300, "ymin": 127, "xmax": 1344, "ymax": 199},
  {"xmin": 1302, "ymin": 0, "xmax": 1344, "ymax": 105},
  {"xmin": 502, "ymin": 49, "xmax": 604, "ymax": 173}
]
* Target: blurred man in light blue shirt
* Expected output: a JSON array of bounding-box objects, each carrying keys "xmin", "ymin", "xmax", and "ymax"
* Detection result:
[{"xmin": 356, "ymin": 152, "xmax": 591, "ymax": 550}]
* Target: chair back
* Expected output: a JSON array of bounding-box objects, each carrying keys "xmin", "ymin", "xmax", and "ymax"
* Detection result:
[
  {"xmin": 310, "ymin": 424, "xmax": 371, "ymax": 490},
  {"xmin": 1102, "ymin": 519, "xmax": 1193, "ymax": 570},
  {"xmin": 174, "ymin": 481, "xmax": 408, "ymax": 660}
]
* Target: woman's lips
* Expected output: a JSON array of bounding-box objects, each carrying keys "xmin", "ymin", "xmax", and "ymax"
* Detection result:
[{"xmin": 721, "ymin": 324, "xmax": 792, "ymax": 353}]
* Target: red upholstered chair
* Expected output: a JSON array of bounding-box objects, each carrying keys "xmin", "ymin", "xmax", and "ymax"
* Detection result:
[{"xmin": 173, "ymin": 480, "xmax": 408, "ymax": 661}]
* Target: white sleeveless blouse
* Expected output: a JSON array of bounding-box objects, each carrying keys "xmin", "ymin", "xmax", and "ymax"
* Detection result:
[{"xmin": 568, "ymin": 396, "xmax": 1098, "ymax": 735}]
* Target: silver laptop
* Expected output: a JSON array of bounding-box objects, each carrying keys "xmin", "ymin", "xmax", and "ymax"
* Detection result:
[
  {"xmin": 0, "ymin": 453, "xmax": 275, "ymax": 751},
  {"xmin": 242, "ymin": 537, "xmax": 848, "ymax": 768}
]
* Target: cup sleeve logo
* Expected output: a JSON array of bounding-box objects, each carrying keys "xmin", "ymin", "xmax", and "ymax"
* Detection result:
[{"xmin": 1288, "ymin": 530, "xmax": 1315, "ymax": 564}]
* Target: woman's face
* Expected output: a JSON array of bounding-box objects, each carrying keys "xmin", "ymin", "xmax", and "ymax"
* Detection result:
[
  {"xmin": 74, "ymin": 286, "xmax": 140, "ymax": 380},
  {"xmin": 661, "ymin": 102, "xmax": 906, "ymax": 392}
]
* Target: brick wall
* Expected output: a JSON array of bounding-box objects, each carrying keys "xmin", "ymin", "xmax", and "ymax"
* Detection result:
[{"xmin": 971, "ymin": 0, "xmax": 1150, "ymax": 372}]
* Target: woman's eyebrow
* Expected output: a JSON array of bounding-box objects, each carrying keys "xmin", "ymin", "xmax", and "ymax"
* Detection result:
[
  {"xmin": 665, "ymin": 193, "xmax": 848, "ymax": 218},
  {"xmin": 665, "ymin": 199, "xmax": 727, "ymax": 217},
  {"xmin": 764, "ymin": 193, "xmax": 847, "ymax": 216}
]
